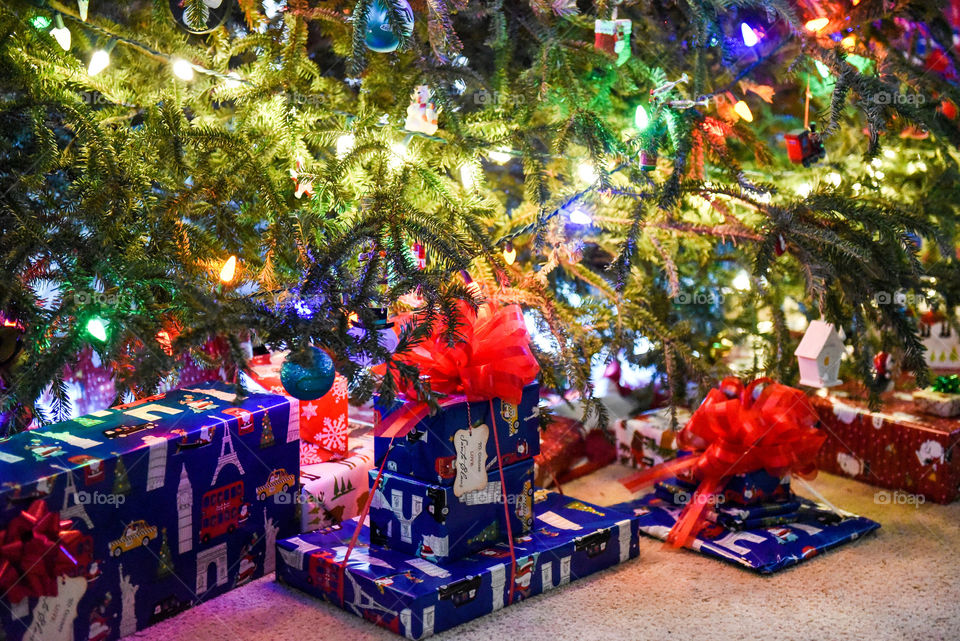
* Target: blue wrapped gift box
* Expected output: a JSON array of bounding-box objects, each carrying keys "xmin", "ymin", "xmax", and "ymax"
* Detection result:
[
  {"xmin": 369, "ymin": 460, "xmax": 534, "ymax": 562},
  {"xmin": 277, "ymin": 490, "xmax": 641, "ymax": 639},
  {"xmin": 0, "ymin": 383, "xmax": 300, "ymax": 641},
  {"xmin": 609, "ymin": 494, "xmax": 879, "ymax": 574},
  {"xmin": 374, "ymin": 383, "xmax": 540, "ymax": 485}
]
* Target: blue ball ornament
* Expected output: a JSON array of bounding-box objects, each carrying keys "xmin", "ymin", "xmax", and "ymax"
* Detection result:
[
  {"xmin": 280, "ymin": 347, "xmax": 336, "ymax": 401},
  {"xmin": 364, "ymin": 0, "xmax": 414, "ymax": 53}
]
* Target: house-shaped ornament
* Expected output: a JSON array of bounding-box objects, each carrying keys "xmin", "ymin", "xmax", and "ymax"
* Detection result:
[{"xmin": 794, "ymin": 320, "xmax": 845, "ymax": 387}]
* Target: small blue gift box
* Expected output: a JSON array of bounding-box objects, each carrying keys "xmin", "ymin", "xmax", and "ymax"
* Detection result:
[
  {"xmin": 374, "ymin": 383, "xmax": 540, "ymax": 485},
  {"xmin": 610, "ymin": 494, "xmax": 879, "ymax": 574},
  {"xmin": 0, "ymin": 383, "xmax": 300, "ymax": 641},
  {"xmin": 369, "ymin": 460, "xmax": 534, "ymax": 562},
  {"xmin": 276, "ymin": 490, "xmax": 641, "ymax": 638}
]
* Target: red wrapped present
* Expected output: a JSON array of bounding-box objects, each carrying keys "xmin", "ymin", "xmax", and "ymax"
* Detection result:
[
  {"xmin": 535, "ymin": 416, "xmax": 616, "ymax": 487},
  {"xmin": 810, "ymin": 389, "xmax": 960, "ymax": 503},
  {"xmin": 246, "ymin": 352, "xmax": 349, "ymax": 455}
]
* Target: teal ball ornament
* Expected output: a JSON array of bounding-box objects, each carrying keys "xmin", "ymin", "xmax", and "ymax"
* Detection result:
[
  {"xmin": 280, "ymin": 347, "xmax": 336, "ymax": 401},
  {"xmin": 364, "ymin": 0, "xmax": 414, "ymax": 53}
]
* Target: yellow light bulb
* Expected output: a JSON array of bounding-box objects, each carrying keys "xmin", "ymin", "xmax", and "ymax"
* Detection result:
[
  {"xmin": 502, "ymin": 243, "xmax": 516, "ymax": 265},
  {"xmin": 841, "ymin": 35, "xmax": 855, "ymax": 50},
  {"xmin": 172, "ymin": 58, "xmax": 194, "ymax": 81},
  {"xmin": 733, "ymin": 100, "xmax": 754, "ymax": 122},
  {"xmin": 805, "ymin": 18, "xmax": 830, "ymax": 32},
  {"xmin": 219, "ymin": 255, "xmax": 237, "ymax": 283}
]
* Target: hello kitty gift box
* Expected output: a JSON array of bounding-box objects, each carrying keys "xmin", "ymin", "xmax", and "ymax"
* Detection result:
[
  {"xmin": 0, "ymin": 384, "xmax": 300, "ymax": 641},
  {"xmin": 810, "ymin": 389, "xmax": 960, "ymax": 503}
]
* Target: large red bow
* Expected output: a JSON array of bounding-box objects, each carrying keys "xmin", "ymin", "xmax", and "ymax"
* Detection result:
[
  {"xmin": 0, "ymin": 500, "xmax": 88, "ymax": 603},
  {"xmin": 622, "ymin": 377, "xmax": 825, "ymax": 547},
  {"xmin": 378, "ymin": 302, "xmax": 539, "ymax": 438}
]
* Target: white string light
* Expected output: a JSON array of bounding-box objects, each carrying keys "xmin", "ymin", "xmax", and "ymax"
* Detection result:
[{"xmin": 171, "ymin": 58, "xmax": 195, "ymax": 81}]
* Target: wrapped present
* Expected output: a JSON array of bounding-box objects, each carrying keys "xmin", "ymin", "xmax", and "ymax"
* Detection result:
[
  {"xmin": 300, "ymin": 432, "xmax": 376, "ymax": 532},
  {"xmin": 611, "ymin": 494, "xmax": 878, "ymax": 574},
  {"xmin": 246, "ymin": 351, "xmax": 350, "ymax": 455},
  {"xmin": 534, "ymin": 416, "xmax": 616, "ymax": 487},
  {"xmin": 276, "ymin": 491, "xmax": 641, "ymax": 639},
  {"xmin": 653, "ymin": 480, "xmax": 802, "ymax": 529},
  {"xmin": 374, "ymin": 383, "xmax": 540, "ymax": 486},
  {"xmin": 614, "ymin": 407, "xmax": 691, "ymax": 469},
  {"xmin": 810, "ymin": 389, "xmax": 960, "ymax": 503},
  {"xmin": 621, "ymin": 377, "xmax": 826, "ymax": 546},
  {"xmin": 369, "ymin": 461, "xmax": 534, "ymax": 562},
  {"xmin": 912, "ymin": 375, "xmax": 960, "ymax": 417},
  {"xmin": 0, "ymin": 384, "xmax": 300, "ymax": 641},
  {"xmin": 669, "ymin": 465, "xmax": 794, "ymax": 507}
]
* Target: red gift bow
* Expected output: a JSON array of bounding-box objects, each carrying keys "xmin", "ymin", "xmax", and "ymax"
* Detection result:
[
  {"xmin": 621, "ymin": 377, "xmax": 826, "ymax": 547},
  {"xmin": 0, "ymin": 500, "xmax": 88, "ymax": 603},
  {"xmin": 378, "ymin": 301, "xmax": 539, "ymax": 438}
]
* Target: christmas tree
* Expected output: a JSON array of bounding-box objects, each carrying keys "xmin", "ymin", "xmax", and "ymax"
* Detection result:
[
  {"xmin": 2, "ymin": 0, "xmax": 960, "ymax": 432},
  {"xmin": 113, "ymin": 455, "xmax": 131, "ymax": 495},
  {"xmin": 156, "ymin": 527, "xmax": 174, "ymax": 578},
  {"xmin": 259, "ymin": 410, "xmax": 275, "ymax": 449}
]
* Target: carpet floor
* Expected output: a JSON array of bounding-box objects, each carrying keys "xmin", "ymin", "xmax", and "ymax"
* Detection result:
[{"xmin": 130, "ymin": 465, "xmax": 960, "ymax": 641}]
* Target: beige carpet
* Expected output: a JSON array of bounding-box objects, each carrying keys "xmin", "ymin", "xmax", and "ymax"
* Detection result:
[{"xmin": 131, "ymin": 465, "xmax": 960, "ymax": 641}]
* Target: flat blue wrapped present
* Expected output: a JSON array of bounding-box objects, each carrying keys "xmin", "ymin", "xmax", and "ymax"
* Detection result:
[
  {"xmin": 0, "ymin": 383, "xmax": 300, "ymax": 641},
  {"xmin": 277, "ymin": 491, "xmax": 641, "ymax": 639},
  {"xmin": 609, "ymin": 494, "xmax": 879, "ymax": 574},
  {"xmin": 369, "ymin": 460, "xmax": 534, "ymax": 562},
  {"xmin": 374, "ymin": 383, "xmax": 540, "ymax": 485}
]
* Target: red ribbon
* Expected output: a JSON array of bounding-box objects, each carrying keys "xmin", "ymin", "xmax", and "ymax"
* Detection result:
[
  {"xmin": 621, "ymin": 377, "xmax": 825, "ymax": 547},
  {"xmin": 0, "ymin": 500, "xmax": 88, "ymax": 603},
  {"xmin": 380, "ymin": 302, "xmax": 539, "ymax": 438}
]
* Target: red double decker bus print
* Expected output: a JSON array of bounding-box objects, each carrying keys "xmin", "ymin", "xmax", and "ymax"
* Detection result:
[{"xmin": 200, "ymin": 481, "xmax": 249, "ymax": 543}]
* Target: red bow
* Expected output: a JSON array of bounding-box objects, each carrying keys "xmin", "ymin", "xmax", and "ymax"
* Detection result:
[
  {"xmin": 622, "ymin": 377, "xmax": 825, "ymax": 547},
  {"xmin": 379, "ymin": 302, "xmax": 539, "ymax": 438},
  {"xmin": 0, "ymin": 500, "xmax": 88, "ymax": 603}
]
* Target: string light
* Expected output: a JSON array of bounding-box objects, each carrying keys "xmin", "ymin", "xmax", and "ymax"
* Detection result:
[
  {"xmin": 459, "ymin": 163, "xmax": 475, "ymax": 189},
  {"xmin": 336, "ymin": 133, "xmax": 356, "ymax": 158},
  {"xmin": 576, "ymin": 161, "xmax": 598, "ymax": 184},
  {"xmin": 841, "ymin": 35, "xmax": 856, "ymax": 50},
  {"xmin": 634, "ymin": 104, "xmax": 649, "ymax": 130},
  {"xmin": 460, "ymin": 271, "xmax": 482, "ymax": 297},
  {"xmin": 88, "ymin": 40, "xmax": 115, "ymax": 76},
  {"xmin": 567, "ymin": 206, "xmax": 592, "ymax": 225},
  {"xmin": 29, "ymin": 15, "xmax": 52, "ymax": 30},
  {"xmin": 86, "ymin": 317, "xmax": 108, "ymax": 342},
  {"xmin": 389, "ymin": 140, "xmax": 410, "ymax": 170},
  {"xmin": 51, "ymin": 14, "xmax": 71, "ymax": 50},
  {"xmin": 732, "ymin": 270, "xmax": 751, "ymax": 291},
  {"xmin": 733, "ymin": 100, "xmax": 753, "ymax": 122},
  {"xmin": 78, "ymin": 0, "xmax": 89, "ymax": 21},
  {"xmin": 502, "ymin": 241, "xmax": 516, "ymax": 265},
  {"xmin": 171, "ymin": 58, "xmax": 195, "ymax": 81},
  {"xmin": 219, "ymin": 255, "xmax": 237, "ymax": 283},
  {"xmin": 825, "ymin": 172, "xmax": 842, "ymax": 187},
  {"xmin": 814, "ymin": 60, "xmax": 831, "ymax": 78},
  {"xmin": 740, "ymin": 23, "xmax": 759, "ymax": 47},
  {"xmin": 805, "ymin": 18, "xmax": 830, "ymax": 32}
]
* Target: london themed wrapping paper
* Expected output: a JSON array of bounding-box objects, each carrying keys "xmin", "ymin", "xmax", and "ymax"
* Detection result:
[
  {"xmin": 276, "ymin": 490, "xmax": 641, "ymax": 639},
  {"xmin": 0, "ymin": 383, "xmax": 299, "ymax": 641},
  {"xmin": 374, "ymin": 383, "xmax": 540, "ymax": 486},
  {"xmin": 610, "ymin": 494, "xmax": 879, "ymax": 574},
  {"xmin": 665, "ymin": 456, "xmax": 794, "ymax": 507},
  {"xmin": 652, "ymin": 480, "xmax": 804, "ymax": 530},
  {"xmin": 810, "ymin": 391, "xmax": 960, "ymax": 503},
  {"xmin": 245, "ymin": 351, "xmax": 350, "ymax": 455},
  {"xmin": 368, "ymin": 461, "xmax": 534, "ymax": 563},
  {"xmin": 614, "ymin": 407, "xmax": 691, "ymax": 469},
  {"xmin": 300, "ymin": 431, "xmax": 376, "ymax": 533}
]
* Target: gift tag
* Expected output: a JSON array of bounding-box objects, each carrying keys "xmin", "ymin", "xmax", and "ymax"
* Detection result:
[
  {"xmin": 24, "ymin": 576, "xmax": 86, "ymax": 641},
  {"xmin": 453, "ymin": 424, "xmax": 489, "ymax": 497}
]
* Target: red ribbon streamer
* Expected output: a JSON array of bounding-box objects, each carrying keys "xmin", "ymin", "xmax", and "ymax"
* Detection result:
[
  {"xmin": 0, "ymin": 500, "xmax": 88, "ymax": 603},
  {"xmin": 621, "ymin": 377, "xmax": 826, "ymax": 547},
  {"xmin": 380, "ymin": 302, "xmax": 539, "ymax": 438}
]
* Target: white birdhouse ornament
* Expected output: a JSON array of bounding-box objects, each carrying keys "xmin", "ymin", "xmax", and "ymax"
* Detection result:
[{"xmin": 794, "ymin": 320, "xmax": 845, "ymax": 387}]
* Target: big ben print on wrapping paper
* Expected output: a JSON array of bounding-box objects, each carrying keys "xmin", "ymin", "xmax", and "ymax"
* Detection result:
[{"xmin": 0, "ymin": 383, "xmax": 299, "ymax": 641}]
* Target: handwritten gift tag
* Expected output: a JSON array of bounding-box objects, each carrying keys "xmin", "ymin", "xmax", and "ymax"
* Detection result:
[
  {"xmin": 453, "ymin": 424, "xmax": 489, "ymax": 497},
  {"xmin": 24, "ymin": 576, "xmax": 87, "ymax": 641}
]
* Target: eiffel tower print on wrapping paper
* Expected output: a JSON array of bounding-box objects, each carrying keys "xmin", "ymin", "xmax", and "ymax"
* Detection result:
[{"xmin": 212, "ymin": 419, "xmax": 244, "ymax": 485}]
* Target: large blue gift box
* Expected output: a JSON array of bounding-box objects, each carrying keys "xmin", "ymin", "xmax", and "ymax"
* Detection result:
[
  {"xmin": 369, "ymin": 461, "xmax": 534, "ymax": 562},
  {"xmin": 610, "ymin": 494, "xmax": 879, "ymax": 574},
  {"xmin": 374, "ymin": 383, "xmax": 540, "ymax": 485},
  {"xmin": 0, "ymin": 383, "xmax": 300, "ymax": 641},
  {"xmin": 277, "ymin": 490, "xmax": 641, "ymax": 639}
]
